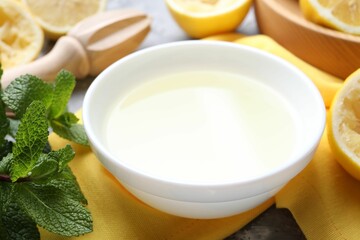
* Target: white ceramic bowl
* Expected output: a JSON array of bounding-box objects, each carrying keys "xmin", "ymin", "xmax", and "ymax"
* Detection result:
[{"xmin": 83, "ymin": 41, "xmax": 326, "ymax": 219}]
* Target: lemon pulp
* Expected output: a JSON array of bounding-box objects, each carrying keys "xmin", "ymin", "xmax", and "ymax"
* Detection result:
[{"xmin": 173, "ymin": 0, "xmax": 239, "ymax": 14}]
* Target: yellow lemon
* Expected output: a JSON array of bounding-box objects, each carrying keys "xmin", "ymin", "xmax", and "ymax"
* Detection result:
[
  {"xmin": 21, "ymin": 0, "xmax": 107, "ymax": 39},
  {"xmin": 300, "ymin": 0, "xmax": 360, "ymax": 35},
  {"xmin": 0, "ymin": 0, "xmax": 44, "ymax": 69},
  {"xmin": 328, "ymin": 68, "xmax": 360, "ymax": 180},
  {"xmin": 165, "ymin": 0, "xmax": 253, "ymax": 38}
]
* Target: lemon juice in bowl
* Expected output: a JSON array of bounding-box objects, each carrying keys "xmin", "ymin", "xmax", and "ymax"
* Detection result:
[{"xmin": 105, "ymin": 70, "xmax": 301, "ymax": 183}]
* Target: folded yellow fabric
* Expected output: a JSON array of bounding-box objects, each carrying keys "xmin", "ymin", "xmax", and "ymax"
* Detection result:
[
  {"xmin": 276, "ymin": 127, "xmax": 360, "ymax": 240},
  {"xmin": 42, "ymin": 34, "xmax": 349, "ymax": 239},
  {"xmin": 41, "ymin": 134, "xmax": 273, "ymax": 239}
]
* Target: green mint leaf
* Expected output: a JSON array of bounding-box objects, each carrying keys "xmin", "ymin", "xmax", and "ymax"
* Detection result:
[
  {"xmin": 0, "ymin": 216, "xmax": 8, "ymax": 240},
  {"xmin": 0, "ymin": 64, "xmax": 3, "ymax": 81},
  {"xmin": 14, "ymin": 183, "xmax": 93, "ymax": 236},
  {"xmin": 0, "ymin": 141, "xmax": 13, "ymax": 162},
  {"xmin": 48, "ymin": 70, "xmax": 76, "ymax": 119},
  {"xmin": 28, "ymin": 154, "xmax": 58, "ymax": 180},
  {"xmin": 2, "ymin": 75, "xmax": 53, "ymax": 118},
  {"xmin": 51, "ymin": 144, "xmax": 75, "ymax": 171},
  {"xmin": 0, "ymin": 182, "xmax": 12, "ymax": 240},
  {"xmin": 8, "ymin": 118, "xmax": 20, "ymax": 138},
  {"xmin": 33, "ymin": 166, "xmax": 87, "ymax": 205},
  {"xmin": 0, "ymin": 201, "xmax": 40, "ymax": 240},
  {"xmin": 0, "ymin": 183, "xmax": 38, "ymax": 240},
  {"xmin": 51, "ymin": 119, "xmax": 89, "ymax": 146},
  {"xmin": 29, "ymin": 145, "xmax": 74, "ymax": 180},
  {"xmin": 43, "ymin": 141, "xmax": 52, "ymax": 154},
  {"xmin": 0, "ymin": 100, "xmax": 9, "ymax": 146},
  {"xmin": 10, "ymin": 101, "xmax": 49, "ymax": 182},
  {"xmin": 0, "ymin": 69, "xmax": 91, "ymax": 239},
  {"xmin": 0, "ymin": 181, "xmax": 12, "ymax": 205},
  {"xmin": 56, "ymin": 112, "xmax": 79, "ymax": 127},
  {"xmin": 0, "ymin": 153, "xmax": 12, "ymax": 175}
]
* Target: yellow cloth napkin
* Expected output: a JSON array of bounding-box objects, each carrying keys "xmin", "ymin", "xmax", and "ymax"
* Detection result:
[
  {"xmin": 41, "ymin": 134, "xmax": 273, "ymax": 240},
  {"xmin": 276, "ymin": 127, "xmax": 360, "ymax": 240},
  {"xmin": 41, "ymin": 34, "xmax": 351, "ymax": 239}
]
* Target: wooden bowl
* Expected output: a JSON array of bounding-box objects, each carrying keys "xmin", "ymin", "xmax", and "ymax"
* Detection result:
[{"xmin": 254, "ymin": 0, "xmax": 360, "ymax": 79}]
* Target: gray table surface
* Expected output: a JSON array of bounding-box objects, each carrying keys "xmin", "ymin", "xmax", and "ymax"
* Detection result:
[{"xmin": 68, "ymin": 1, "xmax": 306, "ymax": 239}]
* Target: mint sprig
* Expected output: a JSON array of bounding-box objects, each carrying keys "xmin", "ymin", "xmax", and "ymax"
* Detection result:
[
  {"xmin": 0, "ymin": 68, "xmax": 92, "ymax": 239},
  {"xmin": 2, "ymin": 70, "xmax": 88, "ymax": 145}
]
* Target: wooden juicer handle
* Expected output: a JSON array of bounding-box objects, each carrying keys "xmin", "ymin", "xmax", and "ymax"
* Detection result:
[{"xmin": 1, "ymin": 9, "xmax": 151, "ymax": 88}]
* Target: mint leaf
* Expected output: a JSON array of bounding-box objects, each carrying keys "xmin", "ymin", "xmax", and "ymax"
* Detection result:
[
  {"xmin": 0, "ymin": 181, "xmax": 11, "ymax": 205},
  {"xmin": 51, "ymin": 119, "xmax": 89, "ymax": 145},
  {"xmin": 1, "ymin": 201, "xmax": 40, "ymax": 240},
  {"xmin": 51, "ymin": 144, "xmax": 75, "ymax": 171},
  {"xmin": 0, "ymin": 153, "xmax": 12, "ymax": 175},
  {"xmin": 8, "ymin": 118, "xmax": 20, "ymax": 138},
  {"xmin": 28, "ymin": 154, "xmax": 58, "ymax": 180},
  {"xmin": 2, "ymin": 75, "xmax": 53, "ymax": 118},
  {"xmin": 33, "ymin": 167, "xmax": 87, "ymax": 205},
  {"xmin": 48, "ymin": 70, "xmax": 76, "ymax": 119},
  {"xmin": 0, "ymin": 141, "xmax": 13, "ymax": 163},
  {"xmin": 10, "ymin": 101, "xmax": 48, "ymax": 182},
  {"xmin": 56, "ymin": 112, "xmax": 79, "ymax": 126},
  {"xmin": 0, "ymin": 69, "xmax": 92, "ymax": 239},
  {"xmin": 1, "ymin": 182, "xmax": 39, "ymax": 240},
  {"xmin": 0, "ymin": 64, "xmax": 3, "ymax": 81},
  {"xmin": 15, "ymin": 183, "xmax": 92, "ymax": 236},
  {"xmin": 0, "ymin": 100, "xmax": 9, "ymax": 146},
  {"xmin": 29, "ymin": 145, "xmax": 74, "ymax": 180},
  {"xmin": 0, "ymin": 182, "xmax": 13, "ymax": 240}
]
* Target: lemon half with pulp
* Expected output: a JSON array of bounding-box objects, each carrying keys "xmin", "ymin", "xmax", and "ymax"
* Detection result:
[
  {"xmin": 328, "ymin": 68, "xmax": 360, "ymax": 180},
  {"xmin": 0, "ymin": 0, "xmax": 44, "ymax": 69},
  {"xmin": 22, "ymin": 0, "xmax": 107, "ymax": 39},
  {"xmin": 300, "ymin": 0, "xmax": 360, "ymax": 35},
  {"xmin": 165, "ymin": 0, "xmax": 253, "ymax": 38}
]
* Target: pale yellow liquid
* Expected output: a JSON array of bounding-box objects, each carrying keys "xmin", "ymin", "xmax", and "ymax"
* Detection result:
[{"xmin": 105, "ymin": 71, "xmax": 300, "ymax": 183}]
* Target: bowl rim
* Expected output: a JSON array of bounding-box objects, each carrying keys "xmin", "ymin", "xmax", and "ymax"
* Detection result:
[{"xmin": 83, "ymin": 40, "xmax": 326, "ymax": 201}]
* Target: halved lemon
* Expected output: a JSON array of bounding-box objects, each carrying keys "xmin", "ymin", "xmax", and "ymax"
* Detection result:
[
  {"xmin": 300, "ymin": 0, "xmax": 360, "ymax": 35},
  {"xmin": 165, "ymin": 0, "xmax": 253, "ymax": 38},
  {"xmin": 0, "ymin": 0, "xmax": 44, "ymax": 69},
  {"xmin": 21, "ymin": 0, "xmax": 107, "ymax": 39},
  {"xmin": 328, "ymin": 68, "xmax": 360, "ymax": 180}
]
